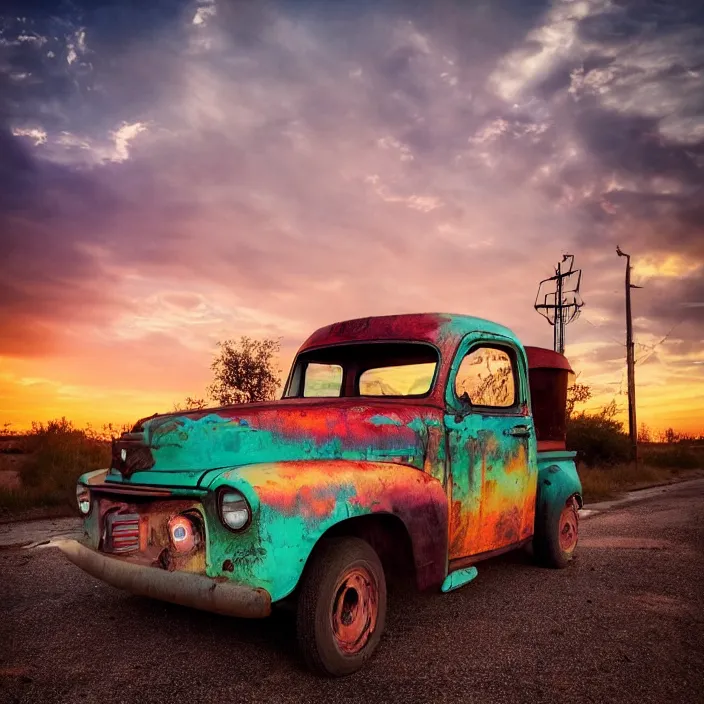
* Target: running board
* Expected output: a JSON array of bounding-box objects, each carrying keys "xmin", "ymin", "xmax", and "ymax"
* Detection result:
[{"xmin": 440, "ymin": 566, "xmax": 478, "ymax": 593}]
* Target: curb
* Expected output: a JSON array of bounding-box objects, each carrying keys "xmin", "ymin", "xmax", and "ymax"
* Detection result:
[{"xmin": 580, "ymin": 476, "xmax": 704, "ymax": 519}]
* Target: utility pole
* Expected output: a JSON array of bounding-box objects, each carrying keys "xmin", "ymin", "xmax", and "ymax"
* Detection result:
[
  {"xmin": 535, "ymin": 254, "xmax": 584, "ymax": 354},
  {"xmin": 616, "ymin": 246, "xmax": 641, "ymax": 467},
  {"xmin": 555, "ymin": 258, "xmax": 564, "ymax": 354}
]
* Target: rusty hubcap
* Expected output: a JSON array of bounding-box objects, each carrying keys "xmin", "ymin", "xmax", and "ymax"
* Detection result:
[
  {"xmin": 331, "ymin": 567, "xmax": 378, "ymax": 654},
  {"xmin": 559, "ymin": 502, "xmax": 579, "ymax": 553}
]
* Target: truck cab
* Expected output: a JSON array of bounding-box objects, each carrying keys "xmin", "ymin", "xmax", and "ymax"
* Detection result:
[{"xmin": 62, "ymin": 313, "xmax": 581, "ymax": 676}]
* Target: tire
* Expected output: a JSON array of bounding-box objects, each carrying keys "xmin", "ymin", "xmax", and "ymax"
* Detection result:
[
  {"xmin": 296, "ymin": 537, "xmax": 387, "ymax": 677},
  {"xmin": 533, "ymin": 497, "xmax": 579, "ymax": 569}
]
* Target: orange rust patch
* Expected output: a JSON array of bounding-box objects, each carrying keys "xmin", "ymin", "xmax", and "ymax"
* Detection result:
[
  {"xmin": 474, "ymin": 505, "xmax": 521, "ymax": 554},
  {"xmin": 449, "ymin": 499, "xmax": 470, "ymax": 555},
  {"xmin": 332, "ymin": 566, "xmax": 379, "ymax": 654},
  {"xmin": 484, "ymin": 434, "xmax": 500, "ymax": 455},
  {"xmin": 504, "ymin": 444, "xmax": 528, "ymax": 474},
  {"xmin": 297, "ymin": 485, "xmax": 339, "ymax": 518},
  {"xmin": 252, "ymin": 461, "xmax": 442, "ymax": 521}
]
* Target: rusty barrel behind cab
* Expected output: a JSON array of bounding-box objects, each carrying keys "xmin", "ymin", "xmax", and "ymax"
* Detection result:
[{"xmin": 524, "ymin": 346, "xmax": 573, "ymax": 453}]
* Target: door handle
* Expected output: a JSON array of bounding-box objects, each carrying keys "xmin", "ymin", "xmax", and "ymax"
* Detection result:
[{"xmin": 505, "ymin": 425, "xmax": 531, "ymax": 437}]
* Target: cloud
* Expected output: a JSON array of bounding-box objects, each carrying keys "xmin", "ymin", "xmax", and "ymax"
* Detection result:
[
  {"xmin": 111, "ymin": 121, "xmax": 147, "ymax": 161},
  {"xmin": 192, "ymin": 1, "xmax": 216, "ymax": 27},
  {"xmin": 11, "ymin": 126, "xmax": 47, "ymax": 144},
  {"xmin": 0, "ymin": 0, "xmax": 702, "ymax": 431}
]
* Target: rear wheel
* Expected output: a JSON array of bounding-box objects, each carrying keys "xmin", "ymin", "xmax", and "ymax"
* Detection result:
[
  {"xmin": 534, "ymin": 497, "xmax": 579, "ymax": 568},
  {"xmin": 296, "ymin": 537, "xmax": 386, "ymax": 676}
]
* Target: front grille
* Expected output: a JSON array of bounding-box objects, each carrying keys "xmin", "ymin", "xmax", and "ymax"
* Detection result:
[{"xmin": 106, "ymin": 513, "xmax": 140, "ymax": 553}]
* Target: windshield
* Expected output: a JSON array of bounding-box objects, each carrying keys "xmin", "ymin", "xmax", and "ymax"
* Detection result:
[{"xmin": 284, "ymin": 342, "xmax": 439, "ymax": 398}]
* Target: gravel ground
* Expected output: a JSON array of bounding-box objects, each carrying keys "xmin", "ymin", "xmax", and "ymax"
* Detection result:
[
  {"xmin": 2, "ymin": 480, "xmax": 703, "ymax": 704},
  {"xmin": 0, "ymin": 517, "xmax": 81, "ymax": 548}
]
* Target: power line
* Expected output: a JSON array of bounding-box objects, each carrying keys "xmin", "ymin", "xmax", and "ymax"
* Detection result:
[
  {"xmin": 634, "ymin": 320, "xmax": 683, "ymax": 365},
  {"xmin": 580, "ymin": 316, "xmax": 625, "ymax": 347},
  {"xmin": 581, "ymin": 312, "xmax": 683, "ymax": 366}
]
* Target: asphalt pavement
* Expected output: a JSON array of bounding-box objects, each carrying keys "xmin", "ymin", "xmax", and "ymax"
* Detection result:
[{"xmin": 2, "ymin": 479, "xmax": 703, "ymax": 704}]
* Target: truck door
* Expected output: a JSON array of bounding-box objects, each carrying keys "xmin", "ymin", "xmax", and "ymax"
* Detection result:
[{"xmin": 444, "ymin": 334, "xmax": 538, "ymax": 562}]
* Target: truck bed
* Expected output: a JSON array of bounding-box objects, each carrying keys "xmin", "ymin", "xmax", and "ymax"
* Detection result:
[{"xmin": 537, "ymin": 448, "xmax": 577, "ymax": 467}]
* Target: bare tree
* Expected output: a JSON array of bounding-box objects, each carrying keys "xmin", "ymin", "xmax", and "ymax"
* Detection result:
[
  {"xmin": 638, "ymin": 422, "xmax": 652, "ymax": 443},
  {"xmin": 207, "ymin": 337, "xmax": 281, "ymax": 405},
  {"xmin": 566, "ymin": 382, "xmax": 591, "ymax": 418},
  {"xmin": 661, "ymin": 427, "xmax": 681, "ymax": 444}
]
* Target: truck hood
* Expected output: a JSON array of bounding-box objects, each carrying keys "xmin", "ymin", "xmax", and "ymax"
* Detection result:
[{"xmin": 106, "ymin": 398, "xmax": 445, "ymax": 488}]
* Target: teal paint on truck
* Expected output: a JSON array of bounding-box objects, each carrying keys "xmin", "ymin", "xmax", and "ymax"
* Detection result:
[
  {"xmin": 201, "ymin": 460, "xmax": 448, "ymax": 601},
  {"xmin": 535, "ymin": 450, "xmax": 583, "ymax": 530}
]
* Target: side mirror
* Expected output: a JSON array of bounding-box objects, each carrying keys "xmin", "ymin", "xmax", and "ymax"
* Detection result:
[
  {"xmin": 454, "ymin": 392, "xmax": 472, "ymax": 422},
  {"xmin": 459, "ymin": 391, "xmax": 472, "ymax": 406}
]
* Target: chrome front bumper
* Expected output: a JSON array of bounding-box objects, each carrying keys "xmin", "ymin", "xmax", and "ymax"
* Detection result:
[{"xmin": 57, "ymin": 539, "xmax": 272, "ymax": 618}]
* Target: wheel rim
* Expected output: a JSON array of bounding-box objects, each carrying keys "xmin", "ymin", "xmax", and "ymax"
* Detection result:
[
  {"xmin": 559, "ymin": 502, "xmax": 579, "ymax": 553},
  {"xmin": 331, "ymin": 566, "xmax": 378, "ymax": 654}
]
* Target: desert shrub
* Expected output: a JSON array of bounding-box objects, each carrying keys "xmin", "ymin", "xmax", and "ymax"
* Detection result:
[
  {"xmin": 566, "ymin": 401, "xmax": 630, "ymax": 466},
  {"xmin": 1, "ymin": 418, "xmax": 111, "ymax": 514}
]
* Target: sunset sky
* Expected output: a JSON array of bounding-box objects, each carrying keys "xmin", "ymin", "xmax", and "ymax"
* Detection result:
[{"xmin": 1, "ymin": 0, "xmax": 703, "ymax": 435}]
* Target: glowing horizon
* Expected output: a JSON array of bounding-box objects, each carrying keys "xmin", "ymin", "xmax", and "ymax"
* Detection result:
[{"xmin": 1, "ymin": 1, "xmax": 702, "ymax": 437}]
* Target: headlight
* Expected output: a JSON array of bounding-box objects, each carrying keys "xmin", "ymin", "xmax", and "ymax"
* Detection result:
[
  {"xmin": 76, "ymin": 485, "xmax": 91, "ymax": 515},
  {"xmin": 220, "ymin": 490, "xmax": 251, "ymax": 531},
  {"xmin": 168, "ymin": 514, "xmax": 198, "ymax": 552}
]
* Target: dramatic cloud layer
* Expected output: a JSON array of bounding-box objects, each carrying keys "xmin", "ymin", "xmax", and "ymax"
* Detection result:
[{"xmin": 1, "ymin": 0, "xmax": 702, "ymax": 432}]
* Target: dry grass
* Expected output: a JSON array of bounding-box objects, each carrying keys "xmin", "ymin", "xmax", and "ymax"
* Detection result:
[{"xmin": 579, "ymin": 463, "xmax": 703, "ymax": 503}]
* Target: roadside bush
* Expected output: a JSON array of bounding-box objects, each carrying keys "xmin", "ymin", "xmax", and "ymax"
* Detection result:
[
  {"xmin": 566, "ymin": 402, "xmax": 630, "ymax": 466},
  {"xmin": 0, "ymin": 418, "xmax": 110, "ymax": 516}
]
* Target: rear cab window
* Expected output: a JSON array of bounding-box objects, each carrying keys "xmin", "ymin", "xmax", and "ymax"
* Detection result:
[
  {"xmin": 303, "ymin": 363, "xmax": 343, "ymax": 397},
  {"xmin": 286, "ymin": 342, "xmax": 439, "ymax": 399}
]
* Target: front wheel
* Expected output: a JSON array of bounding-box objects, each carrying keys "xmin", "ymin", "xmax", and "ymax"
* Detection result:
[
  {"xmin": 296, "ymin": 537, "xmax": 387, "ymax": 676},
  {"xmin": 533, "ymin": 497, "xmax": 579, "ymax": 568}
]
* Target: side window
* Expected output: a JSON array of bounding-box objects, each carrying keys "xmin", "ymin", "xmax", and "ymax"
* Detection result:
[
  {"xmin": 455, "ymin": 346, "xmax": 516, "ymax": 408},
  {"xmin": 303, "ymin": 363, "xmax": 343, "ymax": 397}
]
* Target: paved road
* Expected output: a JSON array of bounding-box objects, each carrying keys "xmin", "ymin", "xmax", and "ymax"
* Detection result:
[{"xmin": 3, "ymin": 480, "xmax": 703, "ymax": 704}]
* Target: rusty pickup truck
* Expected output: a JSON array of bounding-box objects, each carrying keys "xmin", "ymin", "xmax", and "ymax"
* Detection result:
[{"xmin": 61, "ymin": 313, "xmax": 581, "ymax": 676}]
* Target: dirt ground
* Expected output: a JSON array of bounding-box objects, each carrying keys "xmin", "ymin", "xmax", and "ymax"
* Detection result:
[{"xmin": 2, "ymin": 479, "xmax": 703, "ymax": 704}]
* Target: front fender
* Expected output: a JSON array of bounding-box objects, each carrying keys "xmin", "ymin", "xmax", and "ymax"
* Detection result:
[
  {"xmin": 204, "ymin": 460, "xmax": 448, "ymax": 601},
  {"xmin": 535, "ymin": 452, "xmax": 582, "ymax": 538}
]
